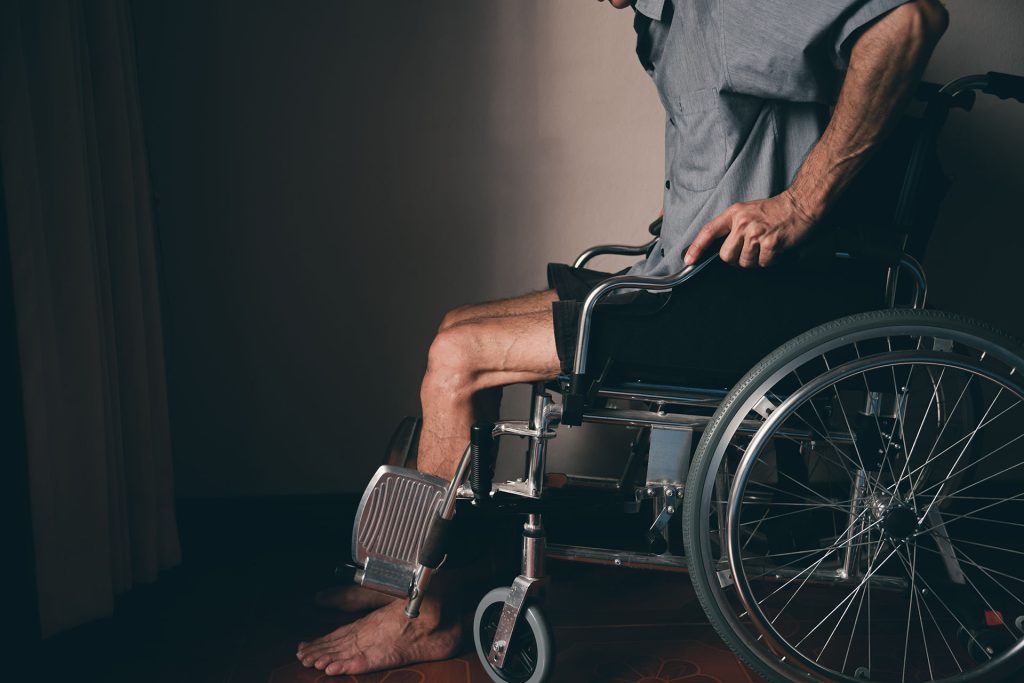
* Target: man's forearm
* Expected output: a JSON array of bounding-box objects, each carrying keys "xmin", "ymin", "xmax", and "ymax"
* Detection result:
[{"xmin": 786, "ymin": 0, "xmax": 949, "ymax": 223}]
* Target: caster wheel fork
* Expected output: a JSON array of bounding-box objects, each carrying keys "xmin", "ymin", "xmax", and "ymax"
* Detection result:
[{"xmin": 473, "ymin": 586, "xmax": 554, "ymax": 683}]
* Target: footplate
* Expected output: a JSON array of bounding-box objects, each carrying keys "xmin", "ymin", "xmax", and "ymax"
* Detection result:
[{"xmin": 352, "ymin": 466, "xmax": 448, "ymax": 598}]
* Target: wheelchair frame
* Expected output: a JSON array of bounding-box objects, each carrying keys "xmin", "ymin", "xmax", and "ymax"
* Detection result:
[{"xmin": 349, "ymin": 72, "xmax": 1024, "ymax": 683}]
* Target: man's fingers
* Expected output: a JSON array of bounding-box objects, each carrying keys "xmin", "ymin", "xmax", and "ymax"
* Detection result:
[
  {"xmin": 738, "ymin": 237, "xmax": 761, "ymax": 268},
  {"xmin": 758, "ymin": 237, "xmax": 778, "ymax": 267},
  {"xmin": 719, "ymin": 229, "xmax": 744, "ymax": 265},
  {"xmin": 684, "ymin": 214, "xmax": 732, "ymax": 265}
]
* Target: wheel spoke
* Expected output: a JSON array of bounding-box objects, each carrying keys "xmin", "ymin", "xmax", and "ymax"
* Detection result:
[
  {"xmin": 902, "ymin": 398, "xmax": 1020, "ymax": 493},
  {"xmin": 915, "ymin": 489, "xmax": 1024, "ymax": 537},
  {"xmin": 794, "ymin": 542, "xmax": 896, "ymax": 650},
  {"xmin": 916, "ymin": 386, "xmax": 1005, "ymax": 522},
  {"xmin": 901, "ymin": 542, "xmax": 918, "ymax": 683},
  {"xmin": 897, "ymin": 366, "xmax": 957, "ymax": 492},
  {"xmin": 750, "ymin": 513, "xmax": 883, "ymax": 613},
  {"xmin": 891, "ymin": 546, "xmax": 994, "ymax": 662},
  {"xmin": 915, "ymin": 427, "xmax": 1024, "ymax": 503},
  {"xmin": 854, "ymin": 342, "xmax": 903, "ymax": 492},
  {"xmin": 840, "ymin": 560, "xmax": 871, "ymax": 674}
]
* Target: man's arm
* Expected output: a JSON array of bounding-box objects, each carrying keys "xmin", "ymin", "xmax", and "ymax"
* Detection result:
[{"xmin": 684, "ymin": 0, "xmax": 949, "ymax": 268}]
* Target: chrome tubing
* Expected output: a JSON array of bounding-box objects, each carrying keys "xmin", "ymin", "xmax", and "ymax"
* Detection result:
[
  {"xmin": 573, "ymin": 238, "xmax": 658, "ymax": 269},
  {"xmin": 405, "ymin": 444, "xmax": 475, "ymax": 618},
  {"xmin": 938, "ymin": 73, "xmax": 990, "ymax": 98},
  {"xmin": 899, "ymin": 254, "xmax": 928, "ymax": 309}
]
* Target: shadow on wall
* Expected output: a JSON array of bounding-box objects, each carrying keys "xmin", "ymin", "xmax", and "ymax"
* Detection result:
[
  {"xmin": 133, "ymin": 1, "xmax": 663, "ymax": 496},
  {"xmin": 135, "ymin": 1, "xmax": 514, "ymax": 496}
]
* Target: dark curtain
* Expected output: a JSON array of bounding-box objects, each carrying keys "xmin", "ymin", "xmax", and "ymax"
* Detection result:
[{"xmin": 0, "ymin": 0, "xmax": 180, "ymax": 636}]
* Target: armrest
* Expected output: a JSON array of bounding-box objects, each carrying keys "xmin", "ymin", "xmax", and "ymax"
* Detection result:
[
  {"xmin": 571, "ymin": 254, "xmax": 718, "ymax": 377},
  {"xmin": 571, "ymin": 216, "xmax": 663, "ymax": 269},
  {"xmin": 560, "ymin": 253, "xmax": 718, "ymax": 426},
  {"xmin": 572, "ymin": 238, "xmax": 658, "ymax": 269}
]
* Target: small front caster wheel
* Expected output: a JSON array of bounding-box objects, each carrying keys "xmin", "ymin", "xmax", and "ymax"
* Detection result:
[{"xmin": 473, "ymin": 587, "xmax": 554, "ymax": 683}]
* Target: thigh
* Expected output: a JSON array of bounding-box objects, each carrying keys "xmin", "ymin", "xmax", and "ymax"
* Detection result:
[
  {"xmin": 446, "ymin": 310, "xmax": 561, "ymax": 389},
  {"xmin": 442, "ymin": 289, "xmax": 557, "ymax": 330}
]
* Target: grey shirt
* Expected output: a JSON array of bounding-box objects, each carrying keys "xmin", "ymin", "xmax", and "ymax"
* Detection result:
[{"xmin": 629, "ymin": 0, "xmax": 910, "ymax": 277}]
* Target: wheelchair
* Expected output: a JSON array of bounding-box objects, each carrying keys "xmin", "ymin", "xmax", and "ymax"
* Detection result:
[{"xmin": 348, "ymin": 72, "xmax": 1024, "ymax": 683}]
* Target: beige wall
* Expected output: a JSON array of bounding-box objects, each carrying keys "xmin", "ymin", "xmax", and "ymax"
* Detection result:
[{"xmin": 134, "ymin": 1, "xmax": 1024, "ymax": 497}]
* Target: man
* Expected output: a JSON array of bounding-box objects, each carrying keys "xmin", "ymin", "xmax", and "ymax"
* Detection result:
[{"xmin": 297, "ymin": 0, "xmax": 948, "ymax": 675}]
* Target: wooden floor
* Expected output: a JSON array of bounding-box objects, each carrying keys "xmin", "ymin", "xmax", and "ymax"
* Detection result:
[
  {"xmin": 258, "ymin": 561, "xmax": 763, "ymax": 683},
  {"xmin": 34, "ymin": 496, "xmax": 763, "ymax": 683}
]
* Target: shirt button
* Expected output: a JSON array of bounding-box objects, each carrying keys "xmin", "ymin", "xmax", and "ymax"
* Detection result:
[{"xmin": 665, "ymin": 179, "xmax": 671, "ymax": 189}]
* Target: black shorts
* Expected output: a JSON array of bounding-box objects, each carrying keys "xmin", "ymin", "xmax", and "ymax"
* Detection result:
[{"xmin": 547, "ymin": 259, "xmax": 887, "ymax": 389}]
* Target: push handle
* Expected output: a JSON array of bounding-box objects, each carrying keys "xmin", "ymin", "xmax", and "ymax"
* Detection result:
[
  {"xmin": 648, "ymin": 215, "xmax": 663, "ymax": 236},
  {"xmin": 984, "ymin": 72, "xmax": 1024, "ymax": 103}
]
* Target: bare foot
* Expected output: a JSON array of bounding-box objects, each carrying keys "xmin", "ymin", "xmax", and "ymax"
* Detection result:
[
  {"xmin": 315, "ymin": 585, "xmax": 396, "ymax": 612},
  {"xmin": 295, "ymin": 597, "xmax": 462, "ymax": 675}
]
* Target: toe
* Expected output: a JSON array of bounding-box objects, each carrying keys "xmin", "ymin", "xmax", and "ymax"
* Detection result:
[{"xmin": 323, "ymin": 660, "xmax": 346, "ymax": 676}]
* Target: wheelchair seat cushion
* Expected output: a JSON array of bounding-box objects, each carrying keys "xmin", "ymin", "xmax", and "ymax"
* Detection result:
[{"xmin": 548, "ymin": 258, "xmax": 887, "ymax": 389}]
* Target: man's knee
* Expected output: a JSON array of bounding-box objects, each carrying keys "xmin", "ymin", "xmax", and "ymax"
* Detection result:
[{"xmin": 422, "ymin": 325, "xmax": 477, "ymax": 402}]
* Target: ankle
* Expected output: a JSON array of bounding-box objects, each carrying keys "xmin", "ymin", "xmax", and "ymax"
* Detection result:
[{"xmin": 405, "ymin": 595, "xmax": 454, "ymax": 632}]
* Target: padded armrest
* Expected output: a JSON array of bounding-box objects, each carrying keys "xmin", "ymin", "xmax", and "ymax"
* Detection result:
[{"xmin": 797, "ymin": 229, "xmax": 907, "ymax": 270}]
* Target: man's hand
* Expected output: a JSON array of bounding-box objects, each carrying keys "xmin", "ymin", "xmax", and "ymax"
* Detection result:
[{"xmin": 684, "ymin": 190, "xmax": 817, "ymax": 268}]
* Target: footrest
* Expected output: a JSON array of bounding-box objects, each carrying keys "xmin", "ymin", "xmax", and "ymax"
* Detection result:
[{"xmin": 352, "ymin": 466, "xmax": 448, "ymax": 598}]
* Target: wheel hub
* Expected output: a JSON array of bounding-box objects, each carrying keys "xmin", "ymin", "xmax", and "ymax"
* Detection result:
[{"xmin": 880, "ymin": 504, "xmax": 919, "ymax": 540}]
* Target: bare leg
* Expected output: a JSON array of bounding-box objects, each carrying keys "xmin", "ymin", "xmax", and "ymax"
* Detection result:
[
  {"xmin": 439, "ymin": 289, "xmax": 557, "ymax": 332},
  {"xmin": 417, "ymin": 308, "xmax": 561, "ymax": 479},
  {"xmin": 298, "ymin": 292, "xmax": 561, "ymax": 674}
]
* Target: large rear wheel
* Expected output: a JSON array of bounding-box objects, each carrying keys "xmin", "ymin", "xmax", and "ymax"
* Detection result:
[{"xmin": 683, "ymin": 309, "xmax": 1024, "ymax": 683}]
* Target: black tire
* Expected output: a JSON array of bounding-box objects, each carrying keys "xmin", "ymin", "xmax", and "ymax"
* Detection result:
[
  {"xmin": 682, "ymin": 309, "xmax": 1024, "ymax": 683},
  {"xmin": 473, "ymin": 587, "xmax": 555, "ymax": 683}
]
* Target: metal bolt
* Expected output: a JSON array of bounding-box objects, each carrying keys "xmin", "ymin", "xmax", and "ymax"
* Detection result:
[
  {"xmin": 646, "ymin": 488, "xmax": 655, "ymax": 497},
  {"xmin": 665, "ymin": 488, "xmax": 675, "ymax": 497},
  {"xmin": 667, "ymin": 506, "xmax": 675, "ymax": 514},
  {"xmin": 614, "ymin": 558, "xmax": 622, "ymax": 566}
]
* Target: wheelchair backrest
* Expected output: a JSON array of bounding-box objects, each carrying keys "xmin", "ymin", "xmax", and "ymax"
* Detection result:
[{"xmin": 828, "ymin": 81, "xmax": 956, "ymax": 262}]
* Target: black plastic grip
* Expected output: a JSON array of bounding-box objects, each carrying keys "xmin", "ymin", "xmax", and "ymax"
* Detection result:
[
  {"xmin": 796, "ymin": 230, "xmax": 905, "ymax": 271},
  {"xmin": 984, "ymin": 72, "xmax": 1024, "ymax": 104},
  {"xmin": 417, "ymin": 513, "xmax": 453, "ymax": 569},
  {"xmin": 648, "ymin": 215, "xmax": 663, "ymax": 236},
  {"xmin": 469, "ymin": 422, "xmax": 495, "ymax": 502},
  {"xmin": 561, "ymin": 374, "xmax": 587, "ymax": 426}
]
